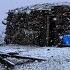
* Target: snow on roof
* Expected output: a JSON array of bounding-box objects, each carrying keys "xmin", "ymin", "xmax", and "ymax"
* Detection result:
[{"xmin": 9, "ymin": 2, "xmax": 70, "ymax": 14}]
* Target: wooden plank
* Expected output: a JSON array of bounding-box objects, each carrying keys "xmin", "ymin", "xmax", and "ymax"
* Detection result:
[
  {"xmin": 11, "ymin": 55, "xmax": 46, "ymax": 61},
  {"xmin": 46, "ymin": 15, "xmax": 50, "ymax": 46},
  {"xmin": 0, "ymin": 56, "xmax": 15, "ymax": 67},
  {"xmin": 0, "ymin": 53, "xmax": 46, "ymax": 61}
]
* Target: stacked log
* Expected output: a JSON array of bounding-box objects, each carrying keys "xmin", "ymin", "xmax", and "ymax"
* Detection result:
[{"xmin": 3, "ymin": 3, "xmax": 70, "ymax": 46}]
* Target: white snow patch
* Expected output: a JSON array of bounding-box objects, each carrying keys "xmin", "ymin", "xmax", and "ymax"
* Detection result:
[{"xmin": 0, "ymin": 45, "xmax": 70, "ymax": 70}]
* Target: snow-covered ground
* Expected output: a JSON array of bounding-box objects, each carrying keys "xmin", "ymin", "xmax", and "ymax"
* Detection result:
[{"xmin": 0, "ymin": 45, "xmax": 70, "ymax": 70}]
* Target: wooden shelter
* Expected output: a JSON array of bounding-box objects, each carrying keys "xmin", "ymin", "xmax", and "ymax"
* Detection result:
[{"xmin": 3, "ymin": 3, "xmax": 70, "ymax": 46}]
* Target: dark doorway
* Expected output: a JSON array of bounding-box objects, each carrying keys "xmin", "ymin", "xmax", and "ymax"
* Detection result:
[
  {"xmin": 49, "ymin": 17, "xmax": 56, "ymax": 46},
  {"xmin": 37, "ymin": 16, "xmax": 56, "ymax": 47}
]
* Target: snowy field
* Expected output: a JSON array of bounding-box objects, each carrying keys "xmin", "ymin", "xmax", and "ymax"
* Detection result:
[{"xmin": 0, "ymin": 45, "xmax": 70, "ymax": 70}]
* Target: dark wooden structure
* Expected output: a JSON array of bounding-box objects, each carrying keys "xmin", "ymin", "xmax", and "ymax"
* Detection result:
[{"xmin": 3, "ymin": 3, "xmax": 70, "ymax": 46}]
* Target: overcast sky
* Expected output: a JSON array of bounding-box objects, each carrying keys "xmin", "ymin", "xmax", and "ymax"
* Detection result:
[{"xmin": 0, "ymin": 0, "xmax": 70, "ymax": 32}]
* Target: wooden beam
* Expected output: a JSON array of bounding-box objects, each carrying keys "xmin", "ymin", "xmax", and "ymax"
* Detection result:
[
  {"xmin": 11, "ymin": 55, "xmax": 46, "ymax": 61},
  {"xmin": 46, "ymin": 15, "xmax": 50, "ymax": 46},
  {"xmin": 0, "ymin": 53, "xmax": 46, "ymax": 62},
  {"xmin": 0, "ymin": 56, "xmax": 15, "ymax": 67}
]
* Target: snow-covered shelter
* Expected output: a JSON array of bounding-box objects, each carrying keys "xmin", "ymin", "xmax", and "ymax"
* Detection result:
[{"xmin": 3, "ymin": 3, "xmax": 70, "ymax": 46}]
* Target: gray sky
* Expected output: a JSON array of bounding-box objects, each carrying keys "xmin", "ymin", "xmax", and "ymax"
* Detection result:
[{"xmin": 0, "ymin": 0, "xmax": 70, "ymax": 32}]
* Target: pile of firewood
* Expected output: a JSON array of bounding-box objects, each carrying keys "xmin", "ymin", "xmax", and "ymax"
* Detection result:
[{"xmin": 3, "ymin": 3, "xmax": 70, "ymax": 46}]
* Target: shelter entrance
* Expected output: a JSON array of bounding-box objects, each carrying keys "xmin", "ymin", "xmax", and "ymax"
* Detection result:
[
  {"xmin": 37, "ymin": 16, "xmax": 57, "ymax": 47},
  {"xmin": 49, "ymin": 16, "xmax": 57, "ymax": 46}
]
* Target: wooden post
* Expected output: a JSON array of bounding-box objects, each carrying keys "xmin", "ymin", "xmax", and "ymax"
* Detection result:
[
  {"xmin": 55, "ymin": 14, "xmax": 60, "ymax": 46},
  {"xmin": 46, "ymin": 15, "xmax": 50, "ymax": 46}
]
